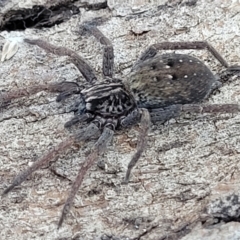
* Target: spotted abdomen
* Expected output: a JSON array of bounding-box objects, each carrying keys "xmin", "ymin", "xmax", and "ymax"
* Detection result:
[{"xmin": 127, "ymin": 53, "xmax": 217, "ymax": 109}]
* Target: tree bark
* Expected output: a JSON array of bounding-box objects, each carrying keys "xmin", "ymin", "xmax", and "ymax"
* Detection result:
[{"xmin": 1, "ymin": 0, "xmax": 240, "ymax": 239}]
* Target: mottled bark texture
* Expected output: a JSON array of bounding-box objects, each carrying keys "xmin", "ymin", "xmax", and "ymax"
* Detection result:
[{"xmin": 1, "ymin": 0, "xmax": 240, "ymax": 239}]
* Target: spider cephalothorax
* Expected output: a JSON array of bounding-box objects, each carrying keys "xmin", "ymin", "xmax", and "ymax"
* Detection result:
[
  {"xmin": 60, "ymin": 79, "xmax": 138, "ymax": 132},
  {"xmin": 80, "ymin": 80, "xmax": 137, "ymax": 128},
  {"xmin": 2, "ymin": 22, "xmax": 240, "ymax": 228}
]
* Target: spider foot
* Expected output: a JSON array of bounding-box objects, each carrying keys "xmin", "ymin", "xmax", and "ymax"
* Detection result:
[
  {"xmin": 2, "ymin": 138, "xmax": 75, "ymax": 196},
  {"xmin": 124, "ymin": 109, "xmax": 151, "ymax": 183},
  {"xmin": 57, "ymin": 126, "xmax": 114, "ymax": 227}
]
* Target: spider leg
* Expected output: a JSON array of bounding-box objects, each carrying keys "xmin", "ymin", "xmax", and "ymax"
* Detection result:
[
  {"xmin": 83, "ymin": 24, "xmax": 114, "ymax": 78},
  {"xmin": 149, "ymin": 103, "xmax": 240, "ymax": 123},
  {"xmin": 24, "ymin": 38, "xmax": 97, "ymax": 83},
  {"xmin": 123, "ymin": 103, "xmax": 240, "ymax": 181},
  {"xmin": 2, "ymin": 138, "xmax": 75, "ymax": 195},
  {"xmin": 135, "ymin": 41, "xmax": 240, "ymax": 71},
  {"xmin": 0, "ymin": 81, "xmax": 80, "ymax": 108},
  {"xmin": 180, "ymin": 103, "xmax": 240, "ymax": 114},
  {"xmin": 2, "ymin": 123, "xmax": 99, "ymax": 195},
  {"xmin": 120, "ymin": 109, "xmax": 141, "ymax": 127},
  {"xmin": 54, "ymin": 82, "xmax": 81, "ymax": 102},
  {"xmin": 58, "ymin": 126, "xmax": 114, "ymax": 228},
  {"xmin": 64, "ymin": 113, "xmax": 94, "ymax": 128},
  {"xmin": 149, "ymin": 105, "xmax": 181, "ymax": 123},
  {"xmin": 123, "ymin": 108, "xmax": 151, "ymax": 183}
]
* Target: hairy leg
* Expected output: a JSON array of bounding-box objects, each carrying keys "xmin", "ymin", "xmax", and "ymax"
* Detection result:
[
  {"xmin": 24, "ymin": 38, "xmax": 98, "ymax": 83},
  {"xmin": 149, "ymin": 103, "xmax": 240, "ymax": 123},
  {"xmin": 124, "ymin": 108, "xmax": 151, "ymax": 183},
  {"xmin": 64, "ymin": 113, "xmax": 94, "ymax": 128},
  {"xmin": 122, "ymin": 104, "xmax": 240, "ymax": 180},
  {"xmin": 83, "ymin": 24, "xmax": 114, "ymax": 78},
  {"xmin": 149, "ymin": 105, "xmax": 181, "ymax": 123},
  {"xmin": 2, "ymin": 123, "xmax": 99, "ymax": 195},
  {"xmin": 180, "ymin": 103, "xmax": 240, "ymax": 114},
  {"xmin": 0, "ymin": 81, "xmax": 80, "ymax": 108},
  {"xmin": 135, "ymin": 41, "xmax": 240, "ymax": 71},
  {"xmin": 120, "ymin": 109, "xmax": 141, "ymax": 127},
  {"xmin": 54, "ymin": 82, "xmax": 81, "ymax": 102},
  {"xmin": 2, "ymin": 137, "xmax": 75, "ymax": 195},
  {"xmin": 58, "ymin": 126, "xmax": 114, "ymax": 228}
]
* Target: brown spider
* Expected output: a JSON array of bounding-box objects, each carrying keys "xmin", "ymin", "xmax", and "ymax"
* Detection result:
[{"xmin": 1, "ymin": 22, "xmax": 240, "ymax": 228}]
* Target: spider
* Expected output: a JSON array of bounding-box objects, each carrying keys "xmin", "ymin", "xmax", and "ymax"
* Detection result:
[{"xmin": 1, "ymin": 22, "xmax": 240, "ymax": 228}]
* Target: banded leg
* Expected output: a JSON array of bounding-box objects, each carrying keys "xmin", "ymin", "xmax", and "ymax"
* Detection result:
[
  {"xmin": 83, "ymin": 25, "xmax": 114, "ymax": 78},
  {"xmin": 135, "ymin": 41, "xmax": 240, "ymax": 71},
  {"xmin": 124, "ymin": 108, "xmax": 151, "ymax": 183},
  {"xmin": 58, "ymin": 126, "xmax": 114, "ymax": 228},
  {"xmin": 149, "ymin": 103, "xmax": 240, "ymax": 123},
  {"xmin": 24, "ymin": 38, "xmax": 97, "ymax": 83}
]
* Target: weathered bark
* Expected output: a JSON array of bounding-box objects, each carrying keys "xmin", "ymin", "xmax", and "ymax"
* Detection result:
[{"xmin": 1, "ymin": 0, "xmax": 240, "ymax": 239}]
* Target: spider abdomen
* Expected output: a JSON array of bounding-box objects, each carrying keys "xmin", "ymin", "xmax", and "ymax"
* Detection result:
[{"xmin": 127, "ymin": 53, "xmax": 217, "ymax": 109}]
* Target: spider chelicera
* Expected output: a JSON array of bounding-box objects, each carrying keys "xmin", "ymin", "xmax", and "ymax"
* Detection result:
[{"xmin": 1, "ymin": 22, "xmax": 240, "ymax": 228}]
